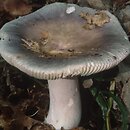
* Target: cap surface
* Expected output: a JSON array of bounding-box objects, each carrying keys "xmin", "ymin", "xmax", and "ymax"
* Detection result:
[{"xmin": 0, "ymin": 2, "xmax": 130, "ymax": 79}]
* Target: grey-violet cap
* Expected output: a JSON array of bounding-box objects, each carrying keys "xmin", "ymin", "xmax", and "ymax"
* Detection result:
[{"xmin": 0, "ymin": 2, "xmax": 130, "ymax": 79}]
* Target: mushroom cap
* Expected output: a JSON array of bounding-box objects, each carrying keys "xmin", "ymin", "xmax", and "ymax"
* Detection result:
[{"xmin": 0, "ymin": 2, "xmax": 130, "ymax": 79}]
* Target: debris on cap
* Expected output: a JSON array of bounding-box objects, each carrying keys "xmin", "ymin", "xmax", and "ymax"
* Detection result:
[
  {"xmin": 80, "ymin": 11, "xmax": 110, "ymax": 29},
  {"xmin": 66, "ymin": 6, "xmax": 76, "ymax": 14}
]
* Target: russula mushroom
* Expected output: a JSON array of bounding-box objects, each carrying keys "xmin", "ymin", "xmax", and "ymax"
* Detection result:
[{"xmin": 0, "ymin": 2, "xmax": 130, "ymax": 129}]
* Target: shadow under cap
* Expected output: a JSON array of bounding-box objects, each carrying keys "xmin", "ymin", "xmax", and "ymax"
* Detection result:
[{"xmin": 0, "ymin": 2, "xmax": 130, "ymax": 79}]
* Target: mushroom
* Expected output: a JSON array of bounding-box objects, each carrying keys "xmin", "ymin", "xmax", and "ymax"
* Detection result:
[{"xmin": 0, "ymin": 2, "xmax": 130, "ymax": 129}]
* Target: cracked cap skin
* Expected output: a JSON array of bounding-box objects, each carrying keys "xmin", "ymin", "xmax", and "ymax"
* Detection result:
[{"xmin": 0, "ymin": 2, "xmax": 130, "ymax": 79}]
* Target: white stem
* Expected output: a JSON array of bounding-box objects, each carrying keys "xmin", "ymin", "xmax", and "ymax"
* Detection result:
[{"xmin": 45, "ymin": 78, "xmax": 81, "ymax": 129}]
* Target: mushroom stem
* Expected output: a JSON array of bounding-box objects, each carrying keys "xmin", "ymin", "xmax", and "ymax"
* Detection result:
[{"xmin": 46, "ymin": 78, "xmax": 81, "ymax": 129}]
